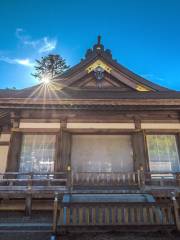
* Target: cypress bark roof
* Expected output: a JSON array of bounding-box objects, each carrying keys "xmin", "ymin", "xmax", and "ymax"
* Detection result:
[{"xmin": 0, "ymin": 36, "xmax": 179, "ymax": 103}]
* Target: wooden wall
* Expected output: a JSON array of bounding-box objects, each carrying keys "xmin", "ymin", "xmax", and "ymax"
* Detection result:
[{"xmin": 2, "ymin": 108, "xmax": 180, "ymax": 173}]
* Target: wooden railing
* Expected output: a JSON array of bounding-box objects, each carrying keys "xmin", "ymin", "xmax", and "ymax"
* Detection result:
[
  {"xmin": 0, "ymin": 171, "xmax": 179, "ymax": 192},
  {"xmin": 72, "ymin": 172, "xmax": 139, "ymax": 187},
  {"xmin": 58, "ymin": 201, "xmax": 175, "ymax": 227},
  {"xmin": 144, "ymin": 172, "xmax": 180, "ymax": 187},
  {"xmin": 72, "ymin": 171, "xmax": 180, "ymax": 189},
  {"xmin": 0, "ymin": 172, "xmax": 68, "ymax": 191}
]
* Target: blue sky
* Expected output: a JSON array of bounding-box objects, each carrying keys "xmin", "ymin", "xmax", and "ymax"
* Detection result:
[{"xmin": 0, "ymin": 0, "xmax": 180, "ymax": 90}]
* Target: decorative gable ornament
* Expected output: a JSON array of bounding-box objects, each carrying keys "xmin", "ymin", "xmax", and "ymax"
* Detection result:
[
  {"xmin": 94, "ymin": 66, "xmax": 104, "ymax": 88},
  {"xmin": 136, "ymin": 85, "xmax": 150, "ymax": 92},
  {"xmin": 94, "ymin": 66, "xmax": 104, "ymax": 80},
  {"xmin": 86, "ymin": 60, "xmax": 112, "ymax": 73},
  {"xmin": 52, "ymin": 36, "xmax": 169, "ymax": 92}
]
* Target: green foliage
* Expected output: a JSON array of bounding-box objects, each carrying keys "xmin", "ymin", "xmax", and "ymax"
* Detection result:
[
  {"xmin": 32, "ymin": 54, "xmax": 69, "ymax": 81},
  {"xmin": 5, "ymin": 87, "xmax": 16, "ymax": 90}
]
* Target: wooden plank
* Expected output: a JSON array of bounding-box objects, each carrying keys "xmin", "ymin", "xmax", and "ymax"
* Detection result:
[
  {"xmin": 105, "ymin": 207, "xmax": 110, "ymax": 225},
  {"xmin": 130, "ymin": 207, "xmax": 135, "ymax": 224},
  {"xmin": 136, "ymin": 207, "xmax": 141, "ymax": 224},
  {"xmin": 161, "ymin": 207, "xmax": 168, "ymax": 225},
  {"xmin": 98, "ymin": 207, "xmax": 103, "ymax": 225},
  {"xmin": 85, "ymin": 207, "xmax": 90, "ymax": 225},
  {"xmin": 143, "ymin": 207, "xmax": 148, "ymax": 224},
  {"xmin": 124, "ymin": 207, "xmax": 129, "ymax": 224},
  {"xmin": 66, "ymin": 207, "xmax": 71, "ymax": 225},
  {"xmin": 117, "ymin": 207, "xmax": 122, "ymax": 224},
  {"xmin": 92, "ymin": 207, "xmax": 96, "ymax": 225},
  {"xmin": 149, "ymin": 207, "xmax": 155, "ymax": 224},
  {"xmin": 59, "ymin": 207, "xmax": 64, "ymax": 225},
  {"xmin": 167, "ymin": 206, "xmax": 174, "ymax": 224},
  {"xmin": 154, "ymin": 207, "xmax": 161, "ymax": 224},
  {"xmin": 111, "ymin": 206, "xmax": 116, "ymax": 225},
  {"xmin": 72, "ymin": 207, "xmax": 77, "ymax": 225},
  {"xmin": 78, "ymin": 207, "xmax": 83, "ymax": 225},
  {"xmin": 132, "ymin": 173, "xmax": 136, "ymax": 184}
]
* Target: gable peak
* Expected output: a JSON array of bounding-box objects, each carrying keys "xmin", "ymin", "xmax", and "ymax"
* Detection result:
[{"xmin": 85, "ymin": 36, "xmax": 112, "ymax": 60}]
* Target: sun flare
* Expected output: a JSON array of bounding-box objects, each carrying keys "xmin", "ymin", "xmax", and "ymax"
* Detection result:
[{"xmin": 41, "ymin": 75, "xmax": 51, "ymax": 84}]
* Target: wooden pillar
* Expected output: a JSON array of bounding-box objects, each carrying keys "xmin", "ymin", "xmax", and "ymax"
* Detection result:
[
  {"xmin": 132, "ymin": 130, "xmax": 148, "ymax": 172},
  {"xmin": 59, "ymin": 120, "xmax": 71, "ymax": 172},
  {"xmin": 137, "ymin": 165, "xmax": 145, "ymax": 190},
  {"xmin": 176, "ymin": 132, "xmax": 180, "ymax": 161},
  {"xmin": 25, "ymin": 193, "xmax": 32, "ymax": 217},
  {"xmin": 52, "ymin": 193, "xmax": 59, "ymax": 233},
  {"xmin": 171, "ymin": 192, "xmax": 180, "ymax": 231},
  {"xmin": 54, "ymin": 131, "xmax": 61, "ymax": 172},
  {"xmin": 67, "ymin": 165, "xmax": 73, "ymax": 192},
  {"xmin": 60, "ymin": 131, "xmax": 71, "ymax": 171},
  {"xmin": 6, "ymin": 131, "xmax": 22, "ymax": 172}
]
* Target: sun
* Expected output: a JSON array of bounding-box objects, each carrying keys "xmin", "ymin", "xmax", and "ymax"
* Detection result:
[{"xmin": 41, "ymin": 74, "xmax": 51, "ymax": 84}]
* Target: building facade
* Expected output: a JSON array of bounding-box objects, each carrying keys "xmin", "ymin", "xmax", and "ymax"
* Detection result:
[{"xmin": 0, "ymin": 37, "xmax": 180, "ymax": 235}]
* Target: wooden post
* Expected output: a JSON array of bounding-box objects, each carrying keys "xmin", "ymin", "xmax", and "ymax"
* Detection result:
[
  {"xmin": 132, "ymin": 131, "xmax": 148, "ymax": 172},
  {"xmin": 160, "ymin": 176, "xmax": 164, "ymax": 187},
  {"xmin": 52, "ymin": 193, "xmax": 59, "ymax": 233},
  {"xmin": 67, "ymin": 165, "xmax": 72, "ymax": 192},
  {"xmin": 6, "ymin": 131, "xmax": 22, "ymax": 172},
  {"xmin": 176, "ymin": 173, "xmax": 180, "ymax": 187},
  {"xmin": 138, "ymin": 164, "xmax": 145, "ymax": 190},
  {"xmin": 25, "ymin": 193, "xmax": 32, "ymax": 216},
  {"xmin": 27, "ymin": 172, "xmax": 33, "ymax": 190},
  {"xmin": 137, "ymin": 169, "xmax": 141, "ymax": 189},
  {"xmin": 171, "ymin": 192, "xmax": 180, "ymax": 231}
]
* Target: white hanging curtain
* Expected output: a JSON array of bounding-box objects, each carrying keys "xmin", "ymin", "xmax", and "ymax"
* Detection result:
[
  {"xmin": 19, "ymin": 134, "xmax": 56, "ymax": 173},
  {"xmin": 147, "ymin": 135, "xmax": 180, "ymax": 173},
  {"xmin": 71, "ymin": 135, "xmax": 134, "ymax": 173}
]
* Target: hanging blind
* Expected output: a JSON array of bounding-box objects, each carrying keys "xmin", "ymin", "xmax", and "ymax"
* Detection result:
[
  {"xmin": 19, "ymin": 134, "xmax": 56, "ymax": 173},
  {"xmin": 147, "ymin": 135, "xmax": 180, "ymax": 172},
  {"xmin": 71, "ymin": 135, "xmax": 134, "ymax": 172}
]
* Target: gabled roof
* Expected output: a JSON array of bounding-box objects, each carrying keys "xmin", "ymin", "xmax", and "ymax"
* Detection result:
[
  {"xmin": 53, "ymin": 36, "xmax": 169, "ymax": 92},
  {"xmin": 0, "ymin": 36, "xmax": 179, "ymax": 104}
]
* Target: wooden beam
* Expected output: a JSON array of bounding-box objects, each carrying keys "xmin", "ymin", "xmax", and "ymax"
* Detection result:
[
  {"xmin": 12, "ymin": 128, "xmax": 60, "ymax": 133},
  {"xmin": 64, "ymin": 129, "xmax": 138, "ymax": 134},
  {"xmin": 0, "ymin": 141, "xmax": 9, "ymax": 146},
  {"xmin": 1, "ymin": 98, "xmax": 180, "ymax": 106}
]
